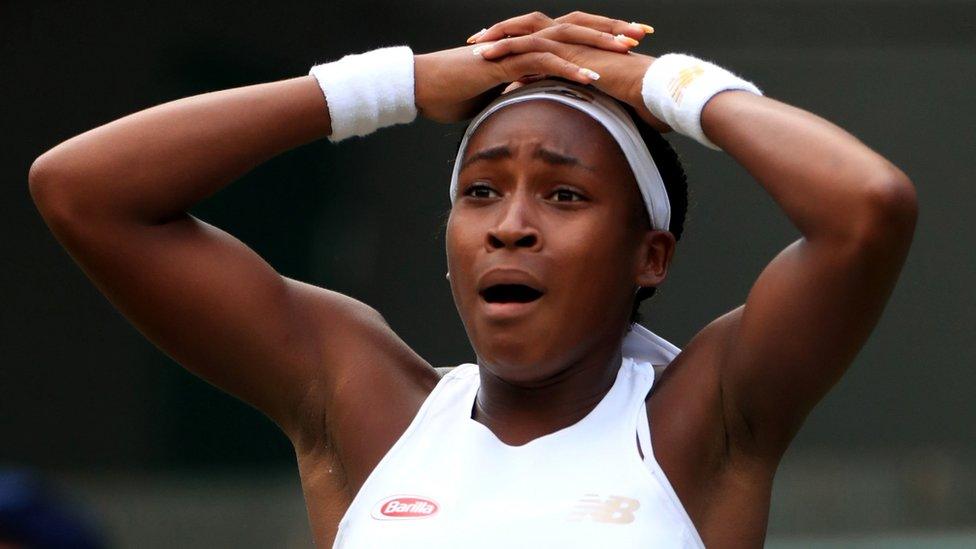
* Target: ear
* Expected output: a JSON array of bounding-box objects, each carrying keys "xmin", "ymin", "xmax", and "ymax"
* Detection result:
[{"xmin": 634, "ymin": 229, "xmax": 676, "ymax": 288}]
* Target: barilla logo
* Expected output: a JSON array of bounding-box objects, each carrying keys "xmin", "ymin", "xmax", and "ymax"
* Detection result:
[{"xmin": 371, "ymin": 495, "xmax": 439, "ymax": 520}]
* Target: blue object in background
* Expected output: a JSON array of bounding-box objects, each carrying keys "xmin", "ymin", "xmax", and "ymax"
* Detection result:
[{"xmin": 0, "ymin": 469, "xmax": 106, "ymax": 549}]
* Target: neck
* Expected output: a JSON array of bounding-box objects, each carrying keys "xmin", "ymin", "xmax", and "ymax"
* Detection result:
[{"xmin": 473, "ymin": 340, "xmax": 624, "ymax": 447}]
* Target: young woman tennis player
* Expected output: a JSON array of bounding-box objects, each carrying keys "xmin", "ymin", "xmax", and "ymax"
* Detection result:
[{"xmin": 29, "ymin": 10, "xmax": 917, "ymax": 548}]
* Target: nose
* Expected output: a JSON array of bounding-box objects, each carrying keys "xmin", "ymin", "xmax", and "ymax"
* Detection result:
[{"xmin": 486, "ymin": 194, "xmax": 541, "ymax": 252}]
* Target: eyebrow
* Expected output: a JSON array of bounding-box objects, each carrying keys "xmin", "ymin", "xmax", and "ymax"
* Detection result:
[{"xmin": 458, "ymin": 145, "xmax": 596, "ymax": 172}]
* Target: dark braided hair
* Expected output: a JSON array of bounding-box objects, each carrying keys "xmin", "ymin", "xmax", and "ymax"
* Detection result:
[{"xmin": 450, "ymin": 88, "xmax": 690, "ymax": 326}]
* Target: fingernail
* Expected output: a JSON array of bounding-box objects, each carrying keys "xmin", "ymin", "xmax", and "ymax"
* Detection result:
[
  {"xmin": 472, "ymin": 45, "xmax": 490, "ymax": 57},
  {"xmin": 615, "ymin": 34, "xmax": 640, "ymax": 47},
  {"xmin": 631, "ymin": 22, "xmax": 655, "ymax": 34},
  {"xmin": 466, "ymin": 28, "xmax": 488, "ymax": 44},
  {"xmin": 578, "ymin": 67, "xmax": 600, "ymax": 81}
]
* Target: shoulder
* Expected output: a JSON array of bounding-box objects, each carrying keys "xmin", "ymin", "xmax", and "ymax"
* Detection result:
[
  {"xmin": 645, "ymin": 308, "xmax": 746, "ymax": 471},
  {"xmin": 286, "ymin": 280, "xmax": 441, "ymax": 464},
  {"xmin": 648, "ymin": 308, "xmax": 739, "ymax": 404},
  {"xmin": 647, "ymin": 305, "xmax": 777, "ymax": 477},
  {"xmin": 643, "ymin": 309, "xmax": 773, "ymax": 529},
  {"xmin": 434, "ymin": 363, "xmax": 478, "ymax": 379}
]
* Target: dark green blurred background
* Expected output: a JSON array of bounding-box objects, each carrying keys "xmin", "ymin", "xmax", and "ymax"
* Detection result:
[{"xmin": 3, "ymin": 1, "xmax": 974, "ymax": 546}]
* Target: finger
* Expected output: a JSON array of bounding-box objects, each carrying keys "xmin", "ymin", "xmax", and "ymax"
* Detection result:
[
  {"xmin": 495, "ymin": 51, "xmax": 600, "ymax": 85},
  {"xmin": 467, "ymin": 11, "xmax": 554, "ymax": 43},
  {"xmin": 516, "ymin": 23, "xmax": 640, "ymax": 53},
  {"xmin": 475, "ymin": 36, "xmax": 557, "ymax": 61},
  {"xmin": 475, "ymin": 33, "xmax": 625, "ymax": 66},
  {"xmin": 554, "ymin": 10, "xmax": 652, "ymax": 41}
]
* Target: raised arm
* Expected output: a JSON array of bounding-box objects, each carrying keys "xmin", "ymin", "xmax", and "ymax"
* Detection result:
[
  {"xmin": 27, "ymin": 74, "xmax": 436, "ymax": 451},
  {"xmin": 699, "ymin": 91, "xmax": 917, "ymax": 462},
  {"xmin": 469, "ymin": 14, "xmax": 917, "ymax": 462},
  {"xmin": 27, "ymin": 41, "xmax": 617, "ymax": 475}
]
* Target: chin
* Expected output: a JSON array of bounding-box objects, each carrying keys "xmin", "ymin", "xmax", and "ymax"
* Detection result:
[{"xmin": 471, "ymin": 327, "xmax": 568, "ymax": 384}]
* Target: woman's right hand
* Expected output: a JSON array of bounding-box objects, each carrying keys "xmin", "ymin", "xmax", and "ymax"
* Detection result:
[{"xmin": 414, "ymin": 13, "xmax": 647, "ymax": 123}]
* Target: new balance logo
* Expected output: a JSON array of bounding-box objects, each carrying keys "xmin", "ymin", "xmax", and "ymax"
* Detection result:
[
  {"xmin": 568, "ymin": 494, "xmax": 640, "ymax": 524},
  {"xmin": 668, "ymin": 66, "xmax": 705, "ymax": 105}
]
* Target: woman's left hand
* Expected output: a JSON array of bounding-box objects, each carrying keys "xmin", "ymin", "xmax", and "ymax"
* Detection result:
[{"xmin": 468, "ymin": 11, "xmax": 669, "ymax": 131}]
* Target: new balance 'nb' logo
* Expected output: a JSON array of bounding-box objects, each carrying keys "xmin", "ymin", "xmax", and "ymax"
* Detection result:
[
  {"xmin": 668, "ymin": 66, "xmax": 705, "ymax": 105},
  {"xmin": 568, "ymin": 494, "xmax": 640, "ymax": 524}
]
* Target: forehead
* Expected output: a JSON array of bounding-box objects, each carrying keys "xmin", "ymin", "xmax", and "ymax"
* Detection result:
[
  {"xmin": 456, "ymin": 99, "xmax": 649, "ymax": 228},
  {"xmin": 464, "ymin": 100, "xmax": 626, "ymax": 168}
]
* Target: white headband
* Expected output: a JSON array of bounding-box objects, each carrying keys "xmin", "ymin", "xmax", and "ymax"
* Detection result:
[{"xmin": 448, "ymin": 79, "xmax": 671, "ymax": 231}]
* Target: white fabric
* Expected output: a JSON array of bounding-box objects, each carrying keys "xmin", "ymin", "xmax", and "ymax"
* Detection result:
[
  {"xmin": 623, "ymin": 322, "xmax": 681, "ymax": 379},
  {"xmin": 332, "ymin": 357, "xmax": 705, "ymax": 548},
  {"xmin": 641, "ymin": 53, "xmax": 762, "ymax": 150},
  {"xmin": 308, "ymin": 46, "xmax": 417, "ymax": 143},
  {"xmin": 449, "ymin": 80, "xmax": 672, "ymax": 231}
]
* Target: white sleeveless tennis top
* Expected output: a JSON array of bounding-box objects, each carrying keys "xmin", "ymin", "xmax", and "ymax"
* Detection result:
[{"xmin": 332, "ymin": 357, "xmax": 706, "ymax": 548}]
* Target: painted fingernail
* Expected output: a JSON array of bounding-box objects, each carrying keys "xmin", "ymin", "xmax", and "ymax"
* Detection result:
[
  {"xmin": 466, "ymin": 28, "xmax": 488, "ymax": 44},
  {"xmin": 578, "ymin": 67, "xmax": 601, "ymax": 81},
  {"xmin": 615, "ymin": 34, "xmax": 640, "ymax": 47},
  {"xmin": 472, "ymin": 45, "xmax": 490, "ymax": 57},
  {"xmin": 631, "ymin": 22, "xmax": 655, "ymax": 34}
]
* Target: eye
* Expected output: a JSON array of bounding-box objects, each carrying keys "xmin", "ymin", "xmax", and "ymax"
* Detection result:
[
  {"xmin": 548, "ymin": 187, "xmax": 586, "ymax": 202},
  {"xmin": 464, "ymin": 183, "xmax": 500, "ymax": 199}
]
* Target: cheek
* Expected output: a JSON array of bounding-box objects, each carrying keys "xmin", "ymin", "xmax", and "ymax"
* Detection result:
[
  {"xmin": 545, "ymin": 217, "xmax": 636, "ymax": 313},
  {"xmin": 557, "ymin": 243, "xmax": 622, "ymax": 295},
  {"xmin": 445, "ymin": 210, "xmax": 478, "ymax": 271},
  {"xmin": 550, "ymin": 216, "xmax": 633, "ymax": 280},
  {"xmin": 445, "ymin": 210, "xmax": 484, "ymax": 302}
]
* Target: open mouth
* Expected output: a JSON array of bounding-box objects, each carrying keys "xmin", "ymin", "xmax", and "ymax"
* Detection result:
[{"xmin": 479, "ymin": 284, "xmax": 544, "ymax": 304}]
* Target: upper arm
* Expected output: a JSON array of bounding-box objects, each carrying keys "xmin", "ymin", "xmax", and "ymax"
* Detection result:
[
  {"xmin": 33, "ymin": 194, "xmax": 434, "ymax": 447},
  {"xmin": 716, "ymin": 181, "xmax": 918, "ymax": 462}
]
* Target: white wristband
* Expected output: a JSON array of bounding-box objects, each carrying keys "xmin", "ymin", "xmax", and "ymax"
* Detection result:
[
  {"xmin": 308, "ymin": 45, "xmax": 418, "ymax": 143},
  {"xmin": 641, "ymin": 53, "xmax": 762, "ymax": 150}
]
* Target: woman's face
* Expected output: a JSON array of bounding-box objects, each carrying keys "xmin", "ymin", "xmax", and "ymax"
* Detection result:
[{"xmin": 446, "ymin": 100, "xmax": 673, "ymax": 383}]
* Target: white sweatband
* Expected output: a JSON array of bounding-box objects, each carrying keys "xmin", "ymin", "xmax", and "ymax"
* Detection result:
[
  {"xmin": 308, "ymin": 45, "xmax": 417, "ymax": 143},
  {"xmin": 641, "ymin": 53, "xmax": 762, "ymax": 150}
]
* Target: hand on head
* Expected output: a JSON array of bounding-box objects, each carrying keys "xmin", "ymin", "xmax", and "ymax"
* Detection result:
[{"xmin": 414, "ymin": 10, "xmax": 667, "ymax": 130}]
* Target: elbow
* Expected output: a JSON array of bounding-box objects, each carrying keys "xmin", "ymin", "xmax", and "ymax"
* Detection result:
[
  {"xmin": 28, "ymin": 152, "xmax": 57, "ymax": 202},
  {"xmin": 854, "ymin": 165, "xmax": 918, "ymax": 243},
  {"xmin": 28, "ymin": 152, "xmax": 80, "ymax": 229}
]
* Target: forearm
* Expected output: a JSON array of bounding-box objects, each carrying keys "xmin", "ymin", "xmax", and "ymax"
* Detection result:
[
  {"xmin": 29, "ymin": 75, "xmax": 331, "ymax": 224},
  {"xmin": 701, "ymin": 91, "xmax": 916, "ymax": 243}
]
